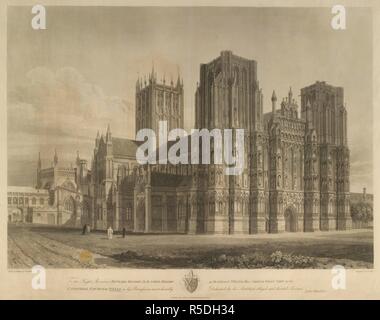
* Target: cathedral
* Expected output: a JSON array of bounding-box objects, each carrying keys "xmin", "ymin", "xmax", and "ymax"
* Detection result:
[
  {"xmin": 89, "ymin": 51, "xmax": 351, "ymax": 234},
  {"xmin": 19, "ymin": 51, "xmax": 351, "ymax": 234}
]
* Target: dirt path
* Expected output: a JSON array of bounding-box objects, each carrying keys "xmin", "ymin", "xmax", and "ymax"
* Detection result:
[{"xmin": 8, "ymin": 226, "xmax": 117, "ymax": 269}]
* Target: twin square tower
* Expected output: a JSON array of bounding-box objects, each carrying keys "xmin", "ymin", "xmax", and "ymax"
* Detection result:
[{"xmin": 100, "ymin": 50, "xmax": 350, "ymax": 234}]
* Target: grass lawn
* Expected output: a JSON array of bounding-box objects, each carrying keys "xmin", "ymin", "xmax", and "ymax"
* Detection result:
[{"xmin": 8, "ymin": 224, "xmax": 373, "ymax": 269}]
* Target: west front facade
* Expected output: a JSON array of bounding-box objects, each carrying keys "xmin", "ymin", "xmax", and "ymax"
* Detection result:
[
  {"xmin": 90, "ymin": 51, "xmax": 352, "ymax": 234},
  {"xmin": 9, "ymin": 51, "xmax": 352, "ymax": 234}
]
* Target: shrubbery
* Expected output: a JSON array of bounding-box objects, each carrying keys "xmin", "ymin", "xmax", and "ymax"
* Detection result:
[
  {"xmin": 113, "ymin": 249, "xmax": 316, "ymax": 268},
  {"xmin": 269, "ymin": 251, "xmax": 315, "ymax": 268},
  {"xmin": 351, "ymin": 201, "xmax": 373, "ymax": 223},
  {"xmin": 210, "ymin": 250, "xmax": 315, "ymax": 268}
]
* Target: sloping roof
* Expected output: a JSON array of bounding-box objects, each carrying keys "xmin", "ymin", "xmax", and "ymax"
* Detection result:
[
  {"xmin": 112, "ymin": 137, "xmax": 141, "ymax": 158},
  {"xmin": 8, "ymin": 186, "xmax": 49, "ymax": 194}
]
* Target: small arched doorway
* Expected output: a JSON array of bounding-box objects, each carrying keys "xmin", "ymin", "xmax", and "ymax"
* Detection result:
[
  {"xmin": 284, "ymin": 207, "xmax": 297, "ymax": 232},
  {"xmin": 135, "ymin": 198, "xmax": 145, "ymax": 232},
  {"xmin": 62, "ymin": 196, "xmax": 76, "ymax": 225}
]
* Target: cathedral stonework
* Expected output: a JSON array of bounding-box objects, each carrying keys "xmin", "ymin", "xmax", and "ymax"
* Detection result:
[
  {"xmin": 135, "ymin": 68, "xmax": 184, "ymax": 134},
  {"xmin": 27, "ymin": 51, "xmax": 352, "ymax": 234},
  {"xmin": 88, "ymin": 51, "xmax": 352, "ymax": 234}
]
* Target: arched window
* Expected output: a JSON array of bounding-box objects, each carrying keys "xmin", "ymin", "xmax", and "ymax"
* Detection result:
[
  {"xmin": 63, "ymin": 197, "xmax": 75, "ymax": 212},
  {"xmin": 177, "ymin": 203, "xmax": 183, "ymax": 220},
  {"xmin": 126, "ymin": 206, "xmax": 132, "ymax": 220},
  {"xmin": 242, "ymin": 68, "xmax": 247, "ymax": 87},
  {"xmin": 208, "ymin": 71, "xmax": 214, "ymax": 86},
  {"xmin": 209, "ymin": 202, "xmax": 214, "ymax": 214},
  {"xmin": 83, "ymin": 201, "xmax": 89, "ymax": 217},
  {"xmin": 233, "ymin": 66, "xmax": 240, "ymax": 85}
]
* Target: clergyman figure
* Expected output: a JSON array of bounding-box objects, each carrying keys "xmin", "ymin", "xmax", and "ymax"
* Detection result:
[{"xmin": 107, "ymin": 226, "xmax": 113, "ymax": 240}]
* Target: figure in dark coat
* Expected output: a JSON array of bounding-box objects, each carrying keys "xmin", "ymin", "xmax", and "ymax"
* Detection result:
[
  {"xmin": 122, "ymin": 227, "xmax": 126, "ymax": 238},
  {"xmin": 82, "ymin": 224, "xmax": 87, "ymax": 235}
]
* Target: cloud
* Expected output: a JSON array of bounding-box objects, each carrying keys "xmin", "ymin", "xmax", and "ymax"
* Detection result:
[
  {"xmin": 349, "ymin": 147, "xmax": 373, "ymax": 193},
  {"xmin": 9, "ymin": 66, "xmax": 134, "ymax": 135},
  {"xmin": 8, "ymin": 66, "xmax": 134, "ymax": 185}
]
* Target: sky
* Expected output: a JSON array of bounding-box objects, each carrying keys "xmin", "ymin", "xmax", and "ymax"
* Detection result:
[{"xmin": 7, "ymin": 6, "xmax": 372, "ymax": 193}]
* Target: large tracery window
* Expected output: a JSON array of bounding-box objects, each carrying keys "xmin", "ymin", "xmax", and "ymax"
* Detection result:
[
  {"xmin": 63, "ymin": 197, "xmax": 75, "ymax": 212},
  {"xmin": 83, "ymin": 201, "xmax": 89, "ymax": 216},
  {"xmin": 126, "ymin": 206, "xmax": 132, "ymax": 220}
]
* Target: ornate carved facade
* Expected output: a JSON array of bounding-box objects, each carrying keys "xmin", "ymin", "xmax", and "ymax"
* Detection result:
[{"xmin": 89, "ymin": 51, "xmax": 351, "ymax": 234}]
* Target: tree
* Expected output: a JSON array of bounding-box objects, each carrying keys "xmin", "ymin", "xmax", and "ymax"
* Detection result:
[{"xmin": 350, "ymin": 201, "xmax": 373, "ymax": 223}]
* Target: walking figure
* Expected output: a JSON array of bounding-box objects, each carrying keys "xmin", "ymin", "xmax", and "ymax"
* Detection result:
[
  {"xmin": 107, "ymin": 226, "xmax": 113, "ymax": 240},
  {"xmin": 82, "ymin": 224, "xmax": 87, "ymax": 235},
  {"xmin": 122, "ymin": 227, "xmax": 126, "ymax": 238}
]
